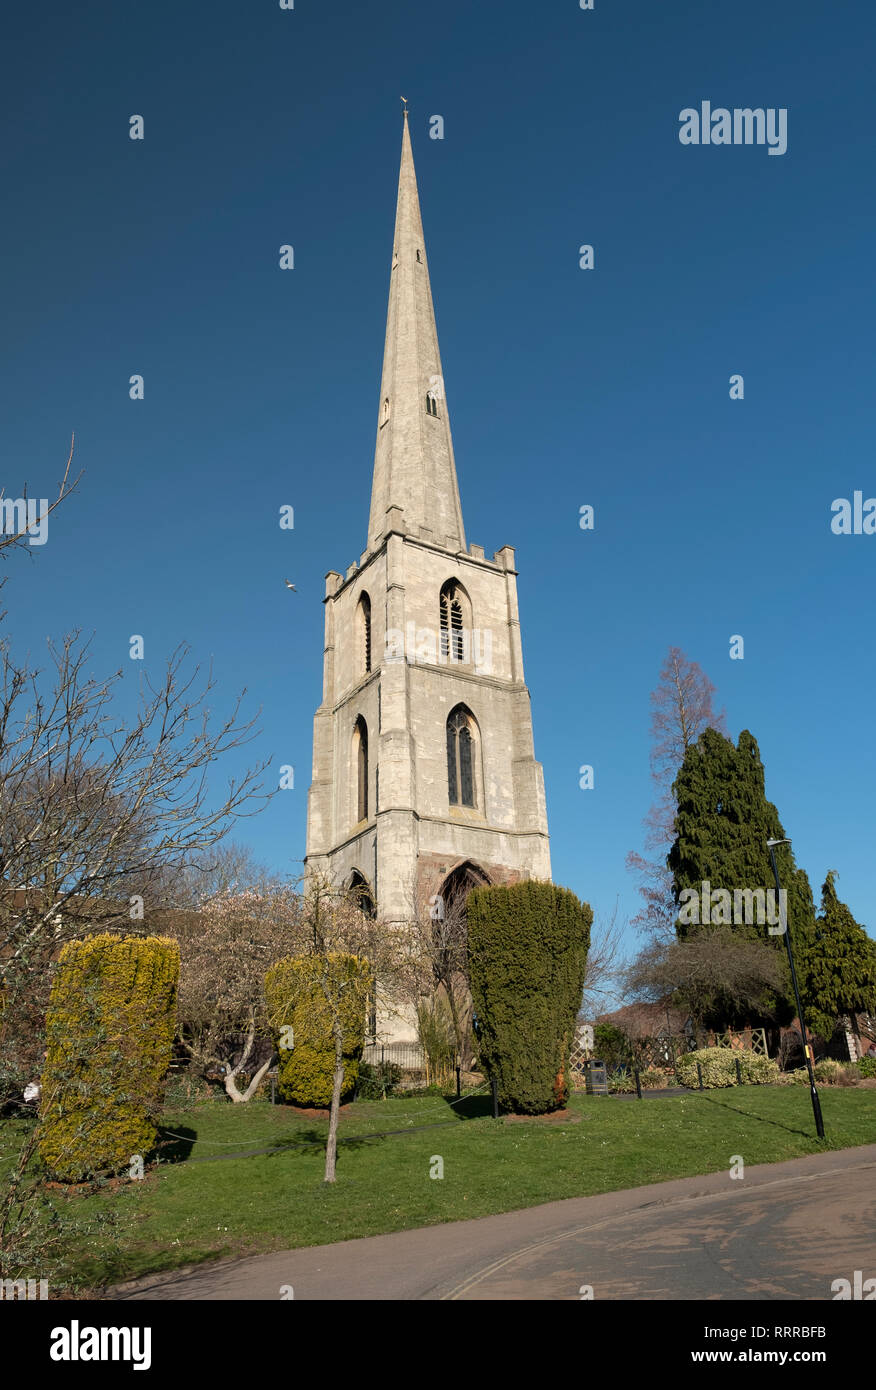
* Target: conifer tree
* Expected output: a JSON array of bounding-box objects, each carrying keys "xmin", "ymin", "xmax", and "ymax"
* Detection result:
[
  {"xmin": 802, "ymin": 871, "xmax": 876, "ymax": 1042},
  {"xmin": 668, "ymin": 728, "xmax": 816, "ymax": 1025}
]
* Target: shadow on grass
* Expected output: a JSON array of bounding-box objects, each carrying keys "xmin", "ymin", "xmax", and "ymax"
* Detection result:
[
  {"xmin": 449, "ymin": 1093, "xmax": 497, "ymax": 1121},
  {"xmin": 154, "ymin": 1127, "xmax": 197, "ymax": 1164},
  {"xmin": 265, "ymin": 1129, "xmax": 376, "ymax": 1158},
  {"xmin": 695, "ymin": 1091, "xmax": 818, "ymax": 1141}
]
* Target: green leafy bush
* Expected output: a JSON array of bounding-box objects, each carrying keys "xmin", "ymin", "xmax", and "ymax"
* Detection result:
[
  {"xmin": 836, "ymin": 1063, "xmax": 861, "ymax": 1086},
  {"xmin": 264, "ymin": 954, "xmax": 370, "ymax": 1108},
  {"xmin": 640, "ymin": 1067, "xmax": 675, "ymax": 1089},
  {"xmin": 814, "ymin": 1058, "xmax": 844, "ymax": 1084},
  {"xmin": 609, "ymin": 1069, "xmax": 636, "ymax": 1094},
  {"xmin": 677, "ymin": 1047, "xmax": 779, "ymax": 1089},
  {"xmin": 857, "ymin": 1055, "xmax": 876, "ymax": 1078},
  {"xmin": 38, "ymin": 934, "xmax": 179, "ymax": 1181},
  {"xmin": 593, "ymin": 1022, "xmax": 632, "ymax": 1071},
  {"xmin": 356, "ymin": 1061, "xmax": 403, "ymax": 1099},
  {"xmin": 468, "ymin": 881, "xmax": 591, "ymax": 1115},
  {"xmin": 739, "ymin": 1053, "xmax": 780, "ymax": 1084}
]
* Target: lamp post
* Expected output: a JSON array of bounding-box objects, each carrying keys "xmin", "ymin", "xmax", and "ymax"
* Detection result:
[{"xmin": 767, "ymin": 838, "xmax": 825, "ymax": 1139}]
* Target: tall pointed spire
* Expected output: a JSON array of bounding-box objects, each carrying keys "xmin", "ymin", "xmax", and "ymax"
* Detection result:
[{"xmin": 367, "ymin": 110, "xmax": 466, "ymax": 554}]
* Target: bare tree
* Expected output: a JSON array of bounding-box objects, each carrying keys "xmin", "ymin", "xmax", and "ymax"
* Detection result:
[
  {"xmin": 627, "ymin": 648, "xmax": 727, "ymax": 937},
  {"xmin": 0, "ymin": 435, "xmax": 80, "ymax": 560},
  {"xmin": 579, "ymin": 901, "xmax": 628, "ymax": 1018},
  {"xmin": 398, "ymin": 868, "xmax": 474, "ymax": 1071},
  {"xmin": 170, "ymin": 885, "xmax": 301, "ymax": 1102},
  {"xmin": 159, "ymin": 840, "xmax": 278, "ymax": 910},
  {"xmin": 0, "ymin": 631, "xmax": 271, "ymax": 1099},
  {"xmin": 623, "ymin": 929, "xmax": 787, "ymax": 1029}
]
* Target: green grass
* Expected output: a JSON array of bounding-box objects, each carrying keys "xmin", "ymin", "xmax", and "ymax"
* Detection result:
[{"xmin": 4, "ymin": 1085, "xmax": 874, "ymax": 1292}]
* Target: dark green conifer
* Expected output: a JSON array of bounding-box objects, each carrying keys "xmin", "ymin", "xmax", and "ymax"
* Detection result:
[
  {"xmin": 802, "ymin": 871, "xmax": 876, "ymax": 1041},
  {"xmin": 668, "ymin": 728, "xmax": 816, "ymax": 1025}
]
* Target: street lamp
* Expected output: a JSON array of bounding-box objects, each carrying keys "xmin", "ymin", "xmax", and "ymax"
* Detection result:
[{"xmin": 767, "ymin": 838, "xmax": 825, "ymax": 1139}]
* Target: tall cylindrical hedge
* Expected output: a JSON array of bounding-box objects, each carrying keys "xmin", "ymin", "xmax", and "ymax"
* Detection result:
[
  {"xmin": 264, "ymin": 953, "xmax": 371, "ymax": 1107},
  {"xmin": 468, "ymin": 881, "xmax": 592, "ymax": 1114},
  {"xmin": 38, "ymin": 934, "xmax": 179, "ymax": 1181}
]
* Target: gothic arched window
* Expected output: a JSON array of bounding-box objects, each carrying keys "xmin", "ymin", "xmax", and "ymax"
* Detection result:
[
  {"xmin": 439, "ymin": 580, "xmax": 471, "ymax": 663},
  {"xmin": 353, "ymin": 716, "xmax": 368, "ymax": 822},
  {"xmin": 356, "ymin": 592, "xmax": 372, "ymax": 675},
  {"xmin": 348, "ymin": 869, "xmax": 375, "ymax": 918},
  {"xmin": 426, "ymin": 390, "xmax": 438, "ymax": 417},
  {"xmin": 447, "ymin": 705, "xmax": 478, "ymax": 809},
  {"xmin": 382, "ymin": 397, "xmax": 390, "ymax": 426}
]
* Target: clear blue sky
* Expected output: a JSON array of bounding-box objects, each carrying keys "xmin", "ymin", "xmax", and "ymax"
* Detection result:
[{"xmin": 2, "ymin": 0, "xmax": 874, "ymax": 952}]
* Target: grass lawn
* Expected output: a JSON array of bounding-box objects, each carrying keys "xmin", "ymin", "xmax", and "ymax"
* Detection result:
[{"xmin": 5, "ymin": 1084, "xmax": 875, "ymax": 1292}]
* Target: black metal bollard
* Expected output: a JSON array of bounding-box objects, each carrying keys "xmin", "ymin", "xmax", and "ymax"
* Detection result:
[
  {"xmin": 634, "ymin": 1067, "xmax": 642, "ymax": 1100},
  {"xmin": 491, "ymin": 1076, "xmax": 499, "ymax": 1119},
  {"xmin": 735, "ymin": 1057, "xmax": 742, "ymax": 1086},
  {"xmin": 697, "ymin": 1062, "xmax": 704, "ymax": 1091}
]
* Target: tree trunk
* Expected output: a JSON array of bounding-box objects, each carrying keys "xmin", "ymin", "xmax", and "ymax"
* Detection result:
[{"xmin": 324, "ymin": 1019, "xmax": 345, "ymax": 1183}]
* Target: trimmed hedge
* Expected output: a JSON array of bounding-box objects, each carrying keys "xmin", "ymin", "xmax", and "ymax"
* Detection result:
[
  {"xmin": 38, "ymin": 934, "xmax": 179, "ymax": 1181},
  {"xmin": 264, "ymin": 953, "xmax": 371, "ymax": 1108},
  {"xmin": 468, "ymin": 881, "xmax": 592, "ymax": 1115},
  {"xmin": 677, "ymin": 1047, "xmax": 779, "ymax": 1089}
]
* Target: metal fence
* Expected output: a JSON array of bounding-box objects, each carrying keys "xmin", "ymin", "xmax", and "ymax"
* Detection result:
[{"xmin": 362, "ymin": 1041, "xmax": 426, "ymax": 1072}]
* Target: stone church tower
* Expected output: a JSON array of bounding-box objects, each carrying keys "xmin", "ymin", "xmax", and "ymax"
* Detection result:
[{"xmin": 305, "ymin": 112, "xmax": 551, "ymax": 957}]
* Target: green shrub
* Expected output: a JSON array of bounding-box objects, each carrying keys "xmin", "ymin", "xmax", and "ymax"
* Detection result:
[
  {"xmin": 857, "ymin": 1055, "xmax": 876, "ymax": 1078},
  {"xmin": 739, "ymin": 1053, "xmax": 780, "ymax": 1085},
  {"xmin": 676, "ymin": 1047, "xmax": 778, "ymax": 1089},
  {"xmin": 593, "ymin": 1022, "xmax": 632, "ymax": 1071},
  {"xmin": 264, "ymin": 954, "xmax": 371, "ymax": 1108},
  {"xmin": 814, "ymin": 1058, "xmax": 844, "ymax": 1084},
  {"xmin": 38, "ymin": 934, "xmax": 179, "ymax": 1181},
  {"xmin": 468, "ymin": 881, "xmax": 591, "ymax": 1115},
  {"xmin": 355, "ymin": 1061, "xmax": 403, "ymax": 1100},
  {"xmin": 836, "ymin": 1063, "xmax": 861, "ymax": 1086},
  {"xmin": 640, "ymin": 1067, "xmax": 675, "ymax": 1089},
  {"xmin": 608, "ymin": 1069, "xmax": 636, "ymax": 1094},
  {"xmin": 677, "ymin": 1048, "xmax": 735, "ymax": 1088}
]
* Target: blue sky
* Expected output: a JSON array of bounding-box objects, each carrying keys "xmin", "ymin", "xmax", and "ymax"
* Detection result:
[{"xmin": 2, "ymin": 0, "xmax": 874, "ymax": 953}]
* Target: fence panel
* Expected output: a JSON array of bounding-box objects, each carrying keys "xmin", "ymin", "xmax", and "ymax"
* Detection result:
[{"xmin": 362, "ymin": 1041, "xmax": 426, "ymax": 1072}]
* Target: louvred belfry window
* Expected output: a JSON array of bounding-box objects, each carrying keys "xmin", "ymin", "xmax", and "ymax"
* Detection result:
[{"xmin": 440, "ymin": 582, "xmax": 465, "ymax": 662}]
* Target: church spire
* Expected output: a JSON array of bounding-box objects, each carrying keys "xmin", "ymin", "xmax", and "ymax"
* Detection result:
[{"xmin": 367, "ymin": 110, "xmax": 466, "ymax": 554}]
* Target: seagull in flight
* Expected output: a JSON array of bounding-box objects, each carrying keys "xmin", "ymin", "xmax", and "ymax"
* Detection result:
[{"xmin": 284, "ymin": 580, "xmax": 297, "ymax": 592}]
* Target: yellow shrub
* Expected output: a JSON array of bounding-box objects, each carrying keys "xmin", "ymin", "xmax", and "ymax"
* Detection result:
[
  {"xmin": 38, "ymin": 934, "xmax": 179, "ymax": 1181},
  {"xmin": 264, "ymin": 954, "xmax": 371, "ymax": 1108}
]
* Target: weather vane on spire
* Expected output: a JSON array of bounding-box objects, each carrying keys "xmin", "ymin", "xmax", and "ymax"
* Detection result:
[{"xmin": 400, "ymin": 95, "xmax": 409, "ymax": 114}]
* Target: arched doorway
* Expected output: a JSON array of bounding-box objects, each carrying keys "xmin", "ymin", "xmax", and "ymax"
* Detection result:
[
  {"xmin": 429, "ymin": 861, "xmax": 490, "ymax": 1072},
  {"xmin": 438, "ymin": 860, "xmax": 490, "ymax": 924},
  {"xmin": 347, "ymin": 870, "xmax": 376, "ymax": 1037}
]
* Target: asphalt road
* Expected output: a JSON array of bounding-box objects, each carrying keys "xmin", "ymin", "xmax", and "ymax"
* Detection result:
[{"xmin": 111, "ymin": 1143, "xmax": 876, "ymax": 1301}]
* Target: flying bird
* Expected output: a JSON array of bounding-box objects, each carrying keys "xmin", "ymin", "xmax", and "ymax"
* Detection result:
[{"xmin": 284, "ymin": 580, "xmax": 297, "ymax": 591}]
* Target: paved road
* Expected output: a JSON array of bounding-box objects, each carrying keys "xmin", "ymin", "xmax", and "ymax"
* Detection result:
[{"xmin": 112, "ymin": 1144, "xmax": 876, "ymax": 1301}]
